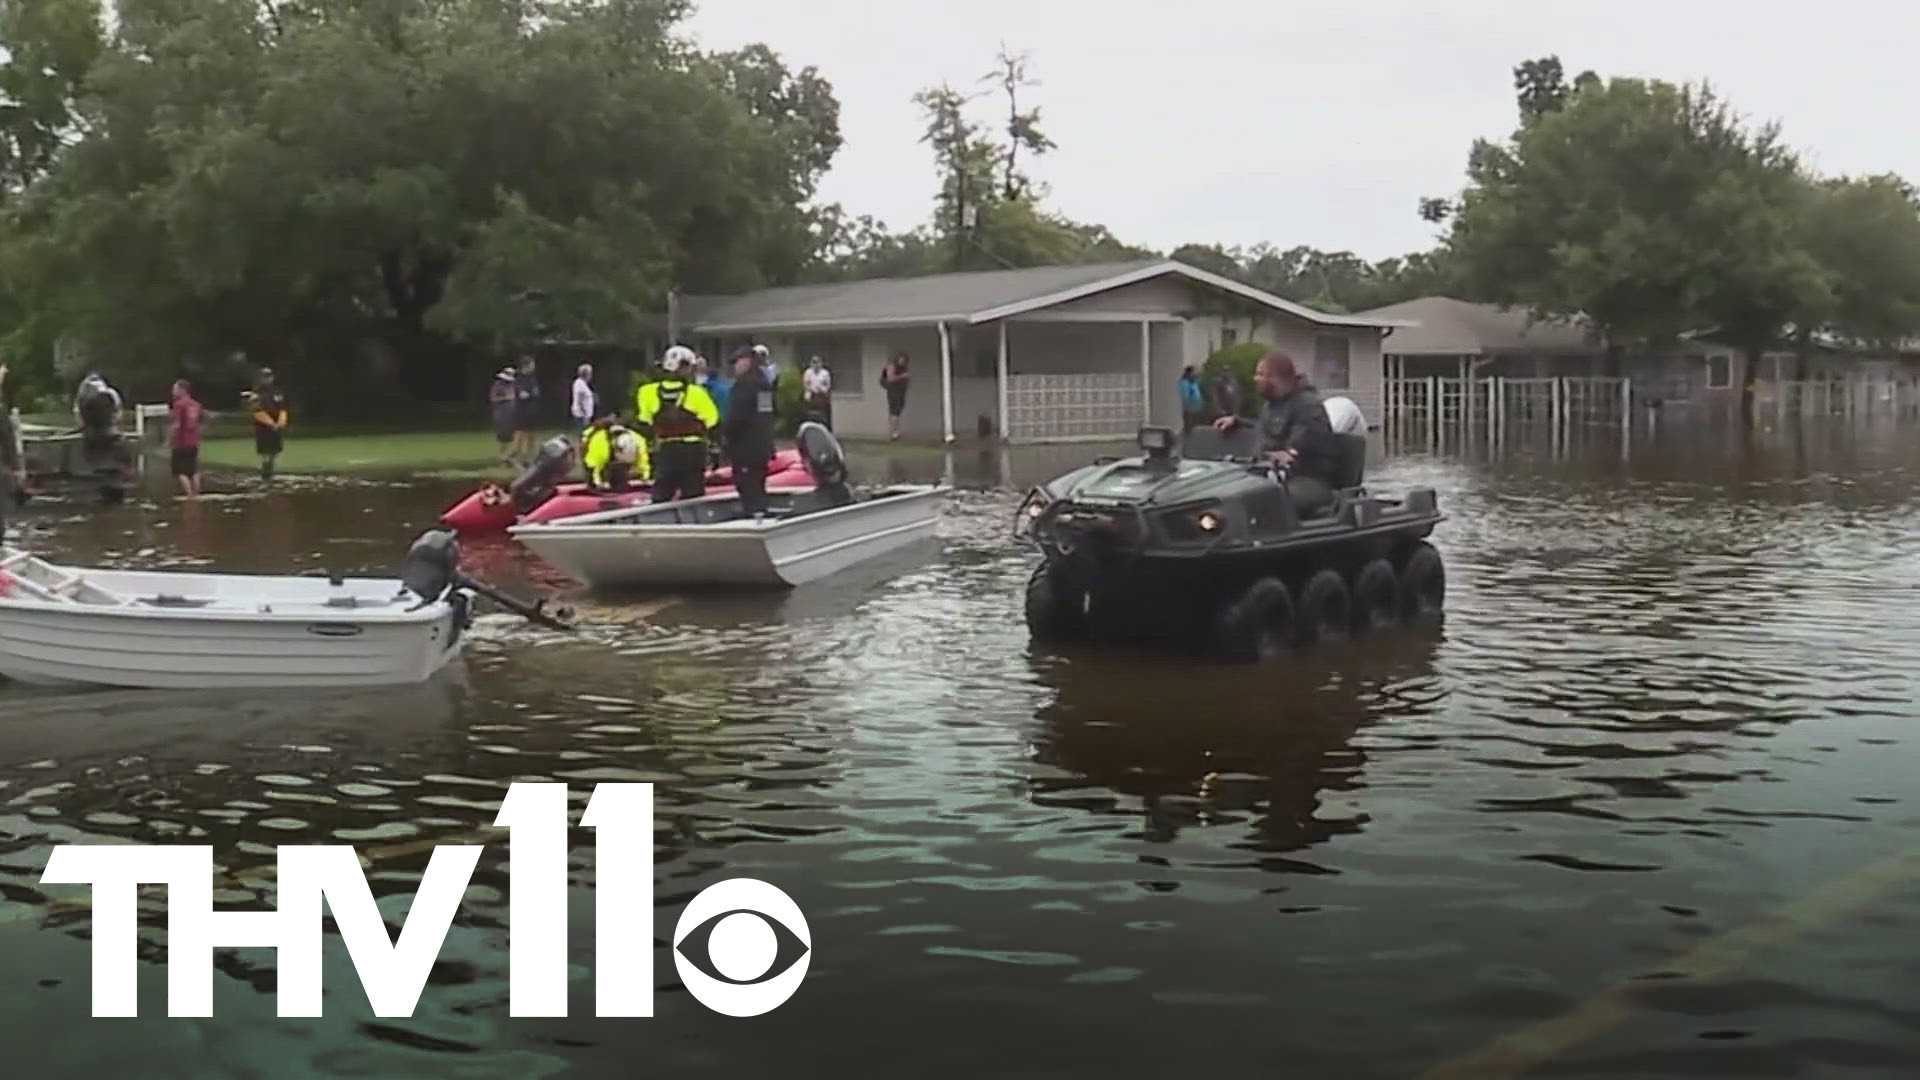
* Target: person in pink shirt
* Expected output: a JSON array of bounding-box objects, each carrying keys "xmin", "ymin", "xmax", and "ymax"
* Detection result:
[{"xmin": 169, "ymin": 378, "xmax": 204, "ymax": 499}]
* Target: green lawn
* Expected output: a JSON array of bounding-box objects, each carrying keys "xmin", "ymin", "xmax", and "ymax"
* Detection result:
[{"xmin": 196, "ymin": 429, "xmax": 511, "ymax": 474}]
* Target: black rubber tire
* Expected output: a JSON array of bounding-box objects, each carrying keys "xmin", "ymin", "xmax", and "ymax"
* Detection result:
[
  {"xmin": 1025, "ymin": 562, "xmax": 1090, "ymax": 641},
  {"xmin": 1350, "ymin": 559, "xmax": 1400, "ymax": 631},
  {"xmin": 1293, "ymin": 568, "xmax": 1351, "ymax": 649},
  {"xmin": 1213, "ymin": 576, "xmax": 1295, "ymax": 662},
  {"xmin": 1398, "ymin": 542, "xmax": 1445, "ymax": 621}
]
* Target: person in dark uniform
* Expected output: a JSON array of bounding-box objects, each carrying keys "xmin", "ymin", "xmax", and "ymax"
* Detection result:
[
  {"xmin": 635, "ymin": 346, "xmax": 719, "ymax": 503},
  {"xmin": 1212, "ymin": 351, "xmax": 1340, "ymax": 515},
  {"xmin": 724, "ymin": 346, "xmax": 776, "ymax": 518}
]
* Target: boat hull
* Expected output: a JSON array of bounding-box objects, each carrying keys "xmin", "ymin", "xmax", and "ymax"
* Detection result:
[
  {"xmin": 510, "ymin": 485, "xmax": 945, "ymax": 591},
  {"xmin": 0, "ymin": 568, "xmax": 468, "ymax": 689},
  {"xmin": 440, "ymin": 449, "xmax": 811, "ymax": 534}
]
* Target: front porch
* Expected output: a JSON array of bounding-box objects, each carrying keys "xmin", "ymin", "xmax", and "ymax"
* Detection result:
[{"xmin": 743, "ymin": 313, "xmax": 1188, "ymax": 445}]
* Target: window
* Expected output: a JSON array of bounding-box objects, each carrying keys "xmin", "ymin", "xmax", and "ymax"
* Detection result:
[
  {"xmin": 1220, "ymin": 326, "xmax": 1240, "ymax": 350},
  {"xmin": 1706, "ymin": 354, "xmax": 1731, "ymax": 390},
  {"xmin": 1314, "ymin": 334, "xmax": 1351, "ymax": 391},
  {"xmin": 973, "ymin": 345, "xmax": 997, "ymax": 378}
]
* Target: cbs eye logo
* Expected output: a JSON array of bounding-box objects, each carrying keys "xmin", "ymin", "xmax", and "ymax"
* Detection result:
[{"xmin": 672, "ymin": 878, "xmax": 812, "ymax": 1016}]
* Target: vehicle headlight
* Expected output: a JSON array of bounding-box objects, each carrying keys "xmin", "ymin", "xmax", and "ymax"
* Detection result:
[{"xmin": 1197, "ymin": 511, "xmax": 1222, "ymax": 532}]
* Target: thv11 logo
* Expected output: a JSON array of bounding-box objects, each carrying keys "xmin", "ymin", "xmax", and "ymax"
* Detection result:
[{"xmin": 38, "ymin": 782, "xmax": 811, "ymax": 1019}]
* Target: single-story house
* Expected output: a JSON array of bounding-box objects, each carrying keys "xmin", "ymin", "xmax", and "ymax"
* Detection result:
[
  {"xmin": 1359, "ymin": 296, "xmax": 1753, "ymax": 404},
  {"xmin": 1358, "ymin": 296, "xmax": 1920, "ymax": 407},
  {"xmin": 676, "ymin": 259, "xmax": 1410, "ymax": 443}
]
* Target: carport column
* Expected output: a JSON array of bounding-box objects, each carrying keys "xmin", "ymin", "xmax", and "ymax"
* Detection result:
[
  {"xmin": 1139, "ymin": 319, "xmax": 1152, "ymax": 424},
  {"xmin": 937, "ymin": 320, "xmax": 955, "ymax": 444},
  {"xmin": 996, "ymin": 320, "xmax": 1010, "ymax": 442}
]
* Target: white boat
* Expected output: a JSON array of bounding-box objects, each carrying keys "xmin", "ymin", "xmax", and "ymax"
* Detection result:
[
  {"xmin": 0, "ymin": 531, "xmax": 570, "ymax": 690},
  {"xmin": 509, "ymin": 423, "xmax": 943, "ymax": 591}
]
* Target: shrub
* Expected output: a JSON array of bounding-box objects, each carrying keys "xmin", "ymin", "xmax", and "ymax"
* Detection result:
[
  {"xmin": 1201, "ymin": 341, "xmax": 1272, "ymax": 418},
  {"xmin": 773, "ymin": 364, "xmax": 806, "ymax": 436}
]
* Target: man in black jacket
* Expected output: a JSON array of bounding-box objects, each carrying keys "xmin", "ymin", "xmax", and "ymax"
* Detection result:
[
  {"xmin": 724, "ymin": 347, "xmax": 776, "ymax": 518},
  {"xmin": 1211, "ymin": 350, "xmax": 1339, "ymax": 515}
]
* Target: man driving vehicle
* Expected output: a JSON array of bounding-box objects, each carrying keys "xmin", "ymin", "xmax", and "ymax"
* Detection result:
[{"xmin": 1211, "ymin": 351, "xmax": 1340, "ymax": 514}]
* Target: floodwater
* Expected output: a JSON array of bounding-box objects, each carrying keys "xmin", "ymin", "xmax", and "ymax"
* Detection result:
[{"xmin": 4, "ymin": 420, "xmax": 1920, "ymax": 1079}]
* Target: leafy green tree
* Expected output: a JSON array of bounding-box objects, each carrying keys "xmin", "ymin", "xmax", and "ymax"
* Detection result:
[
  {"xmin": 1799, "ymin": 173, "xmax": 1920, "ymax": 349},
  {"xmin": 1435, "ymin": 65, "xmax": 1830, "ymax": 410},
  {"xmin": 0, "ymin": 0, "xmax": 844, "ymax": 409}
]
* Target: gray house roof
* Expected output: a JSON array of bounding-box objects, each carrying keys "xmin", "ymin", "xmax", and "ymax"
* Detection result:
[
  {"xmin": 682, "ymin": 259, "xmax": 1410, "ymax": 334},
  {"xmin": 1361, "ymin": 296, "xmax": 1602, "ymax": 356}
]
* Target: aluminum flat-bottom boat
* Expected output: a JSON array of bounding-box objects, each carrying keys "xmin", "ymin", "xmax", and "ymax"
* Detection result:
[
  {"xmin": 0, "ymin": 531, "xmax": 571, "ymax": 690},
  {"xmin": 508, "ymin": 422, "xmax": 942, "ymax": 592}
]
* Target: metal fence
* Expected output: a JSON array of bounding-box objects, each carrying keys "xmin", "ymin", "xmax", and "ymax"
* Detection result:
[
  {"xmin": 1761, "ymin": 378, "xmax": 1920, "ymax": 418},
  {"xmin": 1384, "ymin": 376, "xmax": 1634, "ymax": 448}
]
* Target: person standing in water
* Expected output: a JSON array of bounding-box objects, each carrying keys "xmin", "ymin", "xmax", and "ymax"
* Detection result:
[
  {"xmin": 489, "ymin": 367, "xmax": 518, "ymax": 466},
  {"xmin": 247, "ymin": 367, "xmax": 289, "ymax": 483},
  {"xmin": 168, "ymin": 378, "xmax": 204, "ymax": 499},
  {"xmin": 0, "ymin": 365, "xmax": 24, "ymax": 546},
  {"xmin": 510, "ymin": 354, "xmax": 541, "ymax": 463},
  {"xmin": 880, "ymin": 352, "xmax": 910, "ymax": 440}
]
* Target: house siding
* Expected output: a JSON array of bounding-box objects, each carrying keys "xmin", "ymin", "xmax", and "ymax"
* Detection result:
[
  {"xmin": 700, "ymin": 271, "xmax": 1389, "ymax": 442},
  {"xmin": 1040, "ymin": 276, "xmax": 1200, "ymax": 315},
  {"xmin": 1189, "ymin": 315, "xmax": 1385, "ymax": 424}
]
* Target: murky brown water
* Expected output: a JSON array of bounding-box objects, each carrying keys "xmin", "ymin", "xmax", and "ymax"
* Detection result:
[{"xmin": 5, "ymin": 420, "xmax": 1920, "ymax": 1079}]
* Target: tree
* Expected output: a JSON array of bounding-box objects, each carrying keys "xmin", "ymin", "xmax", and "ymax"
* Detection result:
[
  {"xmin": 1435, "ymin": 70, "xmax": 1830, "ymax": 399},
  {"xmin": 0, "ymin": 0, "xmax": 846, "ymax": 409},
  {"xmin": 905, "ymin": 48, "xmax": 1152, "ymax": 273},
  {"xmin": 0, "ymin": 0, "xmax": 106, "ymax": 195},
  {"xmin": 1799, "ymin": 173, "xmax": 1920, "ymax": 349}
]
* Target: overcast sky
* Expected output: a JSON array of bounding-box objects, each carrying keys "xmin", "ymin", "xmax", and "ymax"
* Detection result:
[{"xmin": 682, "ymin": 0, "xmax": 1920, "ymax": 262}]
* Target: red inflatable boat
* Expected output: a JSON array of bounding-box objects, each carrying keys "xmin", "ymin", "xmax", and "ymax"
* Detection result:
[{"xmin": 441, "ymin": 447, "xmax": 811, "ymax": 534}]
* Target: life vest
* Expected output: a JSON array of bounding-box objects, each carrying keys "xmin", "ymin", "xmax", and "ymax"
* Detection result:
[{"xmin": 651, "ymin": 379, "xmax": 704, "ymax": 440}]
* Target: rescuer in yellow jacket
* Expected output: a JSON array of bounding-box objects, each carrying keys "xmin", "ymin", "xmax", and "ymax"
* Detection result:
[
  {"xmin": 635, "ymin": 346, "xmax": 719, "ymax": 503},
  {"xmin": 580, "ymin": 406, "xmax": 648, "ymax": 492}
]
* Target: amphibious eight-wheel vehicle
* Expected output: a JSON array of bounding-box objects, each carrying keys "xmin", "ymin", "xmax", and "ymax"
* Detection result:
[{"xmin": 1015, "ymin": 425, "xmax": 1444, "ymax": 661}]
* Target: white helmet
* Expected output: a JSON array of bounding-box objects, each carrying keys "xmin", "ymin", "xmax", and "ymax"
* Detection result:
[
  {"xmin": 751, "ymin": 344, "xmax": 770, "ymax": 359},
  {"xmin": 661, "ymin": 345, "xmax": 695, "ymax": 373}
]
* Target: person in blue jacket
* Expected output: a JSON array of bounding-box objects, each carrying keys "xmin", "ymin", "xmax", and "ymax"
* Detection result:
[{"xmin": 1179, "ymin": 366, "xmax": 1206, "ymax": 437}]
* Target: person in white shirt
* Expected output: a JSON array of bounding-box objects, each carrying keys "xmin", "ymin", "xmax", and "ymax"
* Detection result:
[
  {"xmin": 802, "ymin": 356, "xmax": 832, "ymax": 430},
  {"xmin": 1323, "ymin": 395, "xmax": 1367, "ymax": 435},
  {"xmin": 570, "ymin": 364, "xmax": 597, "ymax": 428}
]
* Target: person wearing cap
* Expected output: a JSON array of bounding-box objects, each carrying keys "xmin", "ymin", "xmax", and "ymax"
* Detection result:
[
  {"xmin": 1212, "ymin": 350, "xmax": 1339, "ymax": 514},
  {"xmin": 580, "ymin": 404, "xmax": 646, "ymax": 493},
  {"xmin": 723, "ymin": 346, "xmax": 776, "ymax": 518},
  {"xmin": 751, "ymin": 343, "xmax": 778, "ymax": 390},
  {"xmin": 490, "ymin": 367, "xmax": 519, "ymax": 466},
  {"xmin": 635, "ymin": 345, "xmax": 719, "ymax": 503}
]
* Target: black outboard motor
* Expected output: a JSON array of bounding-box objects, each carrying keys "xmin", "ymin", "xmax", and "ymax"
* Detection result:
[
  {"xmin": 507, "ymin": 436, "xmax": 576, "ymax": 513},
  {"xmin": 402, "ymin": 528, "xmax": 463, "ymax": 603},
  {"xmin": 795, "ymin": 421, "xmax": 855, "ymax": 506},
  {"xmin": 400, "ymin": 527, "xmax": 576, "ymax": 631}
]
